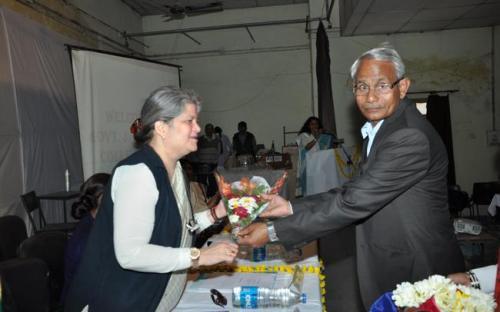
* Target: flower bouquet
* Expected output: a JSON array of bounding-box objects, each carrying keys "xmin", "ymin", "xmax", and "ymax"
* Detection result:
[
  {"xmin": 215, "ymin": 172, "xmax": 287, "ymax": 236},
  {"xmin": 370, "ymin": 275, "xmax": 496, "ymax": 312}
]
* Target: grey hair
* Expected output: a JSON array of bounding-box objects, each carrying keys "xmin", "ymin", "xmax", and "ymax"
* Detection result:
[
  {"xmin": 350, "ymin": 43, "xmax": 406, "ymax": 80},
  {"xmin": 134, "ymin": 86, "xmax": 201, "ymax": 145}
]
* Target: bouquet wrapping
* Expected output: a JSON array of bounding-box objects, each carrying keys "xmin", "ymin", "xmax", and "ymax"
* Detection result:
[{"xmin": 215, "ymin": 172, "xmax": 287, "ymax": 234}]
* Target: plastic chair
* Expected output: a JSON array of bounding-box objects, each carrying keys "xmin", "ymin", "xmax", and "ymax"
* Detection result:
[
  {"xmin": 20, "ymin": 191, "xmax": 76, "ymax": 234},
  {"xmin": 17, "ymin": 231, "xmax": 68, "ymax": 310},
  {"xmin": 0, "ymin": 215, "xmax": 27, "ymax": 262},
  {"xmin": 0, "ymin": 257, "xmax": 50, "ymax": 312},
  {"xmin": 470, "ymin": 182, "xmax": 500, "ymax": 218}
]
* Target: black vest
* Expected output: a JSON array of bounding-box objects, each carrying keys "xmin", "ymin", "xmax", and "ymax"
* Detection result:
[{"xmin": 65, "ymin": 145, "xmax": 182, "ymax": 311}]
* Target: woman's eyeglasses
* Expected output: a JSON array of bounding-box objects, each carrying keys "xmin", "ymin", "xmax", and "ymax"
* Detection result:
[{"xmin": 210, "ymin": 288, "xmax": 227, "ymax": 307}]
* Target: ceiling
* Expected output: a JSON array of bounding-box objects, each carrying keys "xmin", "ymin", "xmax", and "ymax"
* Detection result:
[
  {"xmin": 121, "ymin": 0, "xmax": 308, "ymax": 17},
  {"xmin": 341, "ymin": 0, "xmax": 500, "ymax": 36},
  {"xmin": 121, "ymin": 0, "xmax": 500, "ymax": 36}
]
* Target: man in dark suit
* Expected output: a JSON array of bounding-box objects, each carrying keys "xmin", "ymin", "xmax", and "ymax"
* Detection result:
[{"xmin": 238, "ymin": 45, "xmax": 464, "ymax": 311}]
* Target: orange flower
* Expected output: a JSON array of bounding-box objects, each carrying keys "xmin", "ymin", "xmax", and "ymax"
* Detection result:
[{"xmin": 270, "ymin": 172, "xmax": 288, "ymax": 194}]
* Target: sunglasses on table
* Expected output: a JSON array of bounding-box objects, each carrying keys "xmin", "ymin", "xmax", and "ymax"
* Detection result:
[{"xmin": 210, "ymin": 288, "xmax": 227, "ymax": 308}]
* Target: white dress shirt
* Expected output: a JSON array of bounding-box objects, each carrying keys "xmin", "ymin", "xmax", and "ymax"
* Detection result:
[
  {"xmin": 361, "ymin": 120, "xmax": 385, "ymax": 156},
  {"xmin": 471, "ymin": 264, "xmax": 496, "ymax": 294}
]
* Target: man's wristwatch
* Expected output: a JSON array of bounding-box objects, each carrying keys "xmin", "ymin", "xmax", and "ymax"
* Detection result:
[
  {"xmin": 190, "ymin": 248, "xmax": 200, "ymax": 268},
  {"xmin": 467, "ymin": 271, "xmax": 481, "ymax": 289},
  {"xmin": 266, "ymin": 221, "xmax": 279, "ymax": 242}
]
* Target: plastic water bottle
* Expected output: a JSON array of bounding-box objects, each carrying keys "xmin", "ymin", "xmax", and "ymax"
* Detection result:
[{"xmin": 233, "ymin": 286, "xmax": 306, "ymax": 308}]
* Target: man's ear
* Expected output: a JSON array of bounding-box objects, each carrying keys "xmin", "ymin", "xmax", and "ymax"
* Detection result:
[{"xmin": 398, "ymin": 77, "xmax": 411, "ymax": 99}]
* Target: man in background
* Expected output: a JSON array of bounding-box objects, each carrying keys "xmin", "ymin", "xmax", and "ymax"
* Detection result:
[
  {"xmin": 232, "ymin": 121, "xmax": 257, "ymax": 159},
  {"xmin": 196, "ymin": 123, "xmax": 220, "ymax": 197},
  {"xmin": 214, "ymin": 126, "xmax": 232, "ymax": 169}
]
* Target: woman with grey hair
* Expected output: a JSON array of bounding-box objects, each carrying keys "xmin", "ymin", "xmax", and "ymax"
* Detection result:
[{"xmin": 65, "ymin": 86, "xmax": 238, "ymax": 312}]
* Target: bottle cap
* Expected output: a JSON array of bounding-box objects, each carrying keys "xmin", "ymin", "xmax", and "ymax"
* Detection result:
[{"xmin": 300, "ymin": 293, "xmax": 307, "ymax": 303}]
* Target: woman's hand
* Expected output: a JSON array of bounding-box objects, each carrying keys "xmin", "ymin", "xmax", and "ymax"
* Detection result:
[
  {"xmin": 209, "ymin": 199, "xmax": 226, "ymax": 223},
  {"xmin": 198, "ymin": 241, "xmax": 238, "ymax": 266}
]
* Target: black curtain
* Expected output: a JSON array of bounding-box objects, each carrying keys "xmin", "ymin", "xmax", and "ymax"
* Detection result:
[
  {"xmin": 316, "ymin": 21, "xmax": 337, "ymax": 135},
  {"xmin": 426, "ymin": 94, "xmax": 456, "ymax": 185}
]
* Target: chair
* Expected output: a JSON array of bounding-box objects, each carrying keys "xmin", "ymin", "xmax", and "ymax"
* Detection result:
[
  {"xmin": 17, "ymin": 231, "xmax": 68, "ymax": 310},
  {"xmin": 469, "ymin": 182, "xmax": 500, "ymax": 218},
  {"xmin": 0, "ymin": 257, "xmax": 50, "ymax": 312},
  {"xmin": 0, "ymin": 215, "xmax": 27, "ymax": 262},
  {"xmin": 20, "ymin": 191, "xmax": 76, "ymax": 234},
  {"xmin": 447, "ymin": 185, "xmax": 470, "ymax": 217}
]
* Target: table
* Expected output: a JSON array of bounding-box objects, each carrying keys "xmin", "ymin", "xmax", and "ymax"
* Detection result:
[
  {"xmin": 174, "ymin": 236, "xmax": 322, "ymax": 311},
  {"xmin": 488, "ymin": 194, "xmax": 500, "ymax": 216},
  {"xmin": 38, "ymin": 190, "xmax": 80, "ymax": 223}
]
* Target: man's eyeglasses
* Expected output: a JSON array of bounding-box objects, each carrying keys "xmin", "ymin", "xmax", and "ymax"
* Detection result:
[
  {"xmin": 353, "ymin": 77, "xmax": 404, "ymax": 96},
  {"xmin": 210, "ymin": 288, "xmax": 227, "ymax": 308}
]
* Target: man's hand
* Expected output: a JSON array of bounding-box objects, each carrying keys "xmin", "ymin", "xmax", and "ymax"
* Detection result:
[
  {"xmin": 259, "ymin": 194, "xmax": 292, "ymax": 218},
  {"xmin": 237, "ymin": 222, "xmax": 269, "ymax": 248},
  {"xmin": 447, "ymin": 272, "xmax": 471, "ymax": 287}
]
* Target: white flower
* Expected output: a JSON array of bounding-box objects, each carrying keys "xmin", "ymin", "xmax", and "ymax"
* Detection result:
[
  {"xmin": 392, "ymin": 275, "xmax": 496, "ymax": 312},
  {"xmin": 239, "ymin": 196, "xmax": 258, "ymax": 209},
  {"xmin": 227, "ymin": 198, "xmax": 239, "ymax": 210},
  {"xmin": 229, "ymin": 214, "xmax": 240, "ymax": 223}
]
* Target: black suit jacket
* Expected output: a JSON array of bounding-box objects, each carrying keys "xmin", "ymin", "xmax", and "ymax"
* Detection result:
[{"xmin": 274, "ymin": 98, "xmax": 464, "ymax": 308}]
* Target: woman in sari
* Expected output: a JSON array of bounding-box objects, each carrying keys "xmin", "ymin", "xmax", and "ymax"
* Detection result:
[{"xmin": 296, "ymin": 116, "xmax": 331, "ymax": 196}]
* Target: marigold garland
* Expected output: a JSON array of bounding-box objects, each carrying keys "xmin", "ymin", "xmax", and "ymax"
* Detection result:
[{"xmin": 334, "ymin": 145, "xmax": 361, "ymax": 179}]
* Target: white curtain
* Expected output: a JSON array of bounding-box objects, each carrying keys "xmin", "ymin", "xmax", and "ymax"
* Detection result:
[
  {"xmin": 70, "ymin": 49, "xmax": 180, "ymax": 179},
  {"xmin": 0, "ymin": 6, "xmax": 82, "ymax": 230}
]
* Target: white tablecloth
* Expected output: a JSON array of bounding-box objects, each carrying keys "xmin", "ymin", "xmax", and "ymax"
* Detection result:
[
  {"xmin": 488, "ymin": 194, "xmax": 500, "ymax": 216},
  {"xmin": 305, "ymin": 148, "xmax": 348, "ymax": 196},
  {"xmin": 173, "ymin": 235, "xmax": 322, "ymax": 311}
]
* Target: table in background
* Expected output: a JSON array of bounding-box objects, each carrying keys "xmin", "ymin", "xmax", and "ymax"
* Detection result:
[
  {"xmin": 38, "ymin": 190, "xmax": 80, "ymax": 223},
  {"xmin": 174, "ymin": 236, "xmax": 322, "ymax": 311}
]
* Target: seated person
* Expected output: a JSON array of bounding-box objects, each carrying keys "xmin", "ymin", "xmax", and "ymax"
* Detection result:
[
  {"xmin": 181, "ymin": 159, "xmax": 226, "ymax": 248},
  {"xmin": 60, "ymin": 173, "xmax": 110, "ymax": 303},
  {"xmin": 296, "ymin": 116, "xmax": 332, "ymax": 195},
  {"xmin": 181, "ymin": 159, "xmax": 220, "ymax": 214},
  {"xmin": 232, "ymin": 121, "xmax": 257, "ymax": 159}
]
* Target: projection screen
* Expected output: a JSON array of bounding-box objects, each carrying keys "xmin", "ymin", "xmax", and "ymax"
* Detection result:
[{"xmin": 70, "ymin": 48, "xmax": 180, "ymax": 179}]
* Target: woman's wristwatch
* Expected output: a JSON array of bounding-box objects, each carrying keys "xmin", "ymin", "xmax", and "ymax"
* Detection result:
[{"xmin": 190, "ymin": 248, "xmax": 200, "ymax": 268}]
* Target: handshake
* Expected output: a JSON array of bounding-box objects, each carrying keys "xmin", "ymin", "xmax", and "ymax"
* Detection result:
[
  {"xmin": 200, "ymin": 193, "xmax": 292, "ymax": 268},
  {"xmin": 233, "ymin": 193, "xmax": 293, "ymax": 247}
]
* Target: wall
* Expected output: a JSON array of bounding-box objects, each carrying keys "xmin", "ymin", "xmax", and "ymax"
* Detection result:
[
  {"xmin": 141, "ymin": 2, "xmax": 499, "ymax": 193},
  {"xmin": 2, "ymin": 0, "xmax": 498, "ymax": 195},
  {"xmin": 142, "ymin": 4, "xmax": 314, "ymax": 151}
]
